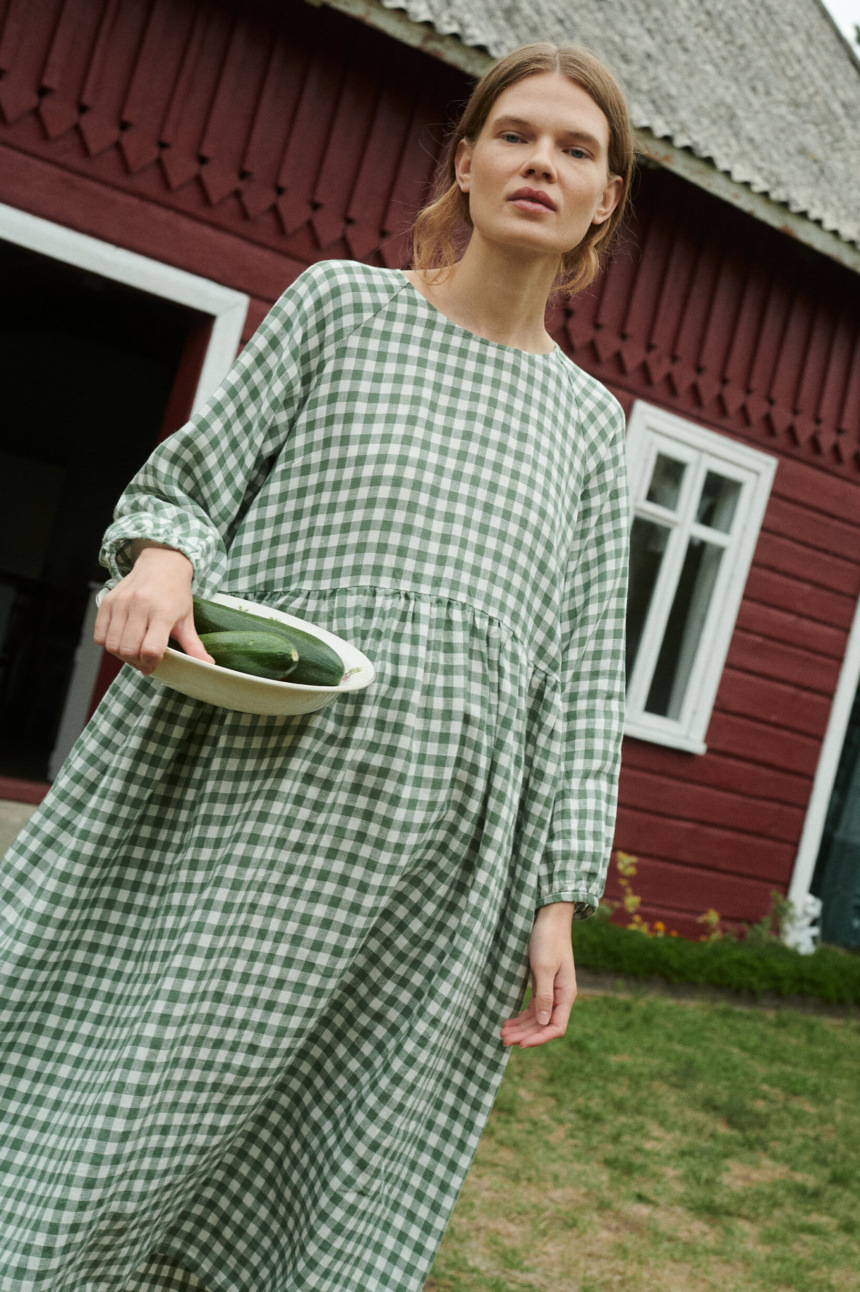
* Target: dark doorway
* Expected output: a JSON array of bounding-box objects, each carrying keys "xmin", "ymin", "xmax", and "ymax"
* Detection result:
[
  {"xmin": 811, "ymin": 688, "xmax": 860, "ymax": 950},
  {"xmin": 0, "ymin": 240, "xmax": 206, "ymax": 783}
]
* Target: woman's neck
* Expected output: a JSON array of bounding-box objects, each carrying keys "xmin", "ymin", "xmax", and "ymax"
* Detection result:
[{"xmin": 405, "ymin": 238, "xmax": 559, "ymax": 354}]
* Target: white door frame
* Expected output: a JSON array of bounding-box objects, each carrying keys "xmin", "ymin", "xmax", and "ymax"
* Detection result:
[
  {"xmin": 0, "ymin": 202, "xmax": 250, "ymax": 780},
  {"xmin": 788, "ymin": 592, "xmax": 860, "ymax": 909}
]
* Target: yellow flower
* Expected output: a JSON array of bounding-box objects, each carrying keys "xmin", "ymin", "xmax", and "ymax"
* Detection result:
[{"xmin": 616, "ymin": 850, "xmax": 638, "ymax": 878}]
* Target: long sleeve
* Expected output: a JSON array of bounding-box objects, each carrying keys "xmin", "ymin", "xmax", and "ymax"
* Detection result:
[
  {"xmin": 535, "ymin": 399, "xmax": 629, "ymax": 917},
  {"xmin": 99, "ymin": 263, "xmax": 363, "ymax": 595}
]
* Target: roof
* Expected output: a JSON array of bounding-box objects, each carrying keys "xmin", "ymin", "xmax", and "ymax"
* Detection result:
[{"xmin": 371, "ymin": 0, "xmax": 860, "ymax": 252}]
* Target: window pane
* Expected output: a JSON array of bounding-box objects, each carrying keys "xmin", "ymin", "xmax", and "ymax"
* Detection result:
[
  {"xmin": 626, "ymin": 518, "xmax": 670, "ymax": 681},
  {"xmin": 646, "ymin": 453, "xmax": 686, "ymax": 511},
  {"xmin": 696, "ymin": 471, "xmax": 741, "ymax": 533},
  {"xmin": 645, "ymin": 537, "xmax": 723, "ymax": 719}
]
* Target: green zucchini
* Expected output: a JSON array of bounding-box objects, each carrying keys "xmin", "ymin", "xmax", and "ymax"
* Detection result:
[
  {"xmin": 193, "ymin": 596, "xmax": 274, "ymax": 637},
  {"xmin": 199, "ymin": 631, "xmax": 299, "ymax": 681},
  {"xmin": 270, "ymin": 623, "xmax": 344, "ymax": 687},
  {"xmin": 193, "ymin": 596, "xmax": 345, "ymax": 687}
]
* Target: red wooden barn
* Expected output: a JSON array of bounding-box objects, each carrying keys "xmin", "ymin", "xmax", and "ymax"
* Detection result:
[{"xmin": 1, "ymin": 0, "xmax": 859, "ymax": 947}]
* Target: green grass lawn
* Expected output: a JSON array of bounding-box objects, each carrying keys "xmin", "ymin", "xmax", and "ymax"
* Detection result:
[{"xmin": 425, "ymin": 992, "xmax": 860, "ymax": 1292}]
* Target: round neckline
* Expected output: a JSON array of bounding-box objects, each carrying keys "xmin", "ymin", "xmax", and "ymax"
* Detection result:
[{"xmin": 396, "ymin": 270, "xmax": 562, "ymax": 359}]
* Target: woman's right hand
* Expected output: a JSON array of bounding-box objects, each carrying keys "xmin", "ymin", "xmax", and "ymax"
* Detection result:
[{"xmin": 94, "ymin": 544, "xmax": 214, "ymax": 676}]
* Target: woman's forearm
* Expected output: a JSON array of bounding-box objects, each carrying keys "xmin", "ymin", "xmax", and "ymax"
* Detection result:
[
  {"xmin": 533, "ymin": 899, "xmax": 575, "ymax": 930},
  {"xmin": 128, "ymin": 538, "xmax": 188, "ymax": 563}
]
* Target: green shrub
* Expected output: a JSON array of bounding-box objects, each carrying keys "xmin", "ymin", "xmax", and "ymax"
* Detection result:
[{"xmin": 572, "ymin": 909, "xmax": 860, "ymax": 1005}]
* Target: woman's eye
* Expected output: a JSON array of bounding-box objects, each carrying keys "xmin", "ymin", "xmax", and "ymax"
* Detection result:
[
  {"xmin": 566, "ymin": 147, "xmax": 588, "ymax": 159},
  {"xmin": 501, "ymin": 132, "xmax": 523, "ymax": 143}
]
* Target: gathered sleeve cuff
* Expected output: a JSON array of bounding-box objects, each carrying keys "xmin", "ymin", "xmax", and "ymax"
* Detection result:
[
  {"xmin": 536, "ymin": 397, "xmax": 629, "ymax": 917},
  {"xmin": 534, "ymin": 893, "xmax": 599, "ymax": 921}
]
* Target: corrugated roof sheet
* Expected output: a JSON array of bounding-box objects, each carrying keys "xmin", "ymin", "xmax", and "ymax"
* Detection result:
[{"xmin": 379, "ymin": 0, "xmax": 860, "ymax": 249}]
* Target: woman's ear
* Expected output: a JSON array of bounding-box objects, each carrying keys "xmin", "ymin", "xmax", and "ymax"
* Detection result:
[
  {"xmin": 454, "ymin": 137, "xmax": 473, "ymax": 194},
  {"xmin": 591, "ymin": 173, "xmax": 624, "ymax": 226}
]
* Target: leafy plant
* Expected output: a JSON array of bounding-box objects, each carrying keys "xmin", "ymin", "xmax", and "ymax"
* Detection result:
[
  {"xmin": 744, "ymin": 890, "xmax": 797, "ymax": 948},
  {"xmin": 612, "ymin": 850, "xmax": 684, "ymax": 937},
  {"xmin": 572, "ymin": 912, "xmax": 860, "ymax": 1004}
]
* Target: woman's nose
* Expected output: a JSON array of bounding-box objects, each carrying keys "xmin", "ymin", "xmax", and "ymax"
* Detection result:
[{"xmin": 522, "ymin": 145, "xmax": 556, "ymax": 181}]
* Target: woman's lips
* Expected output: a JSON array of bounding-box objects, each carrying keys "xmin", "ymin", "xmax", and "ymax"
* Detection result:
[{"xmin": 509, "ymin": 188, "xmax": 556, "ymax": 212}]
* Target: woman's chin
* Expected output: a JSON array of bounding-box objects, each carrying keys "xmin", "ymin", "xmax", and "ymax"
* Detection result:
[{"xmin": 477, "ymin": 226, "xmax": 576, "ymax": 265}]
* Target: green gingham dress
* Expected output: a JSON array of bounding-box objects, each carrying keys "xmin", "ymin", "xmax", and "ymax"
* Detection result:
[{"xmin": 0, "ymin": 261, "xmax": 628, "ymax": 1292}]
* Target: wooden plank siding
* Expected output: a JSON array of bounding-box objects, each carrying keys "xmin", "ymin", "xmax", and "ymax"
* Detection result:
[
  {"xmin": 577, "ymin": 172, "xmax": 860, "ymax": 933},
  {"xmin": 0, "ymin": 0, "xmax": 467, "ymax": 301},
  {"xmin": 1, "ymin": 0, "xmax": 859, "ymax": 933}
]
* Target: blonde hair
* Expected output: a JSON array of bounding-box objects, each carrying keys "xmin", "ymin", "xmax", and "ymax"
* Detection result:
[{"xmin": 411, "ymin": 43, "xmax": 635, "ymax": 296}]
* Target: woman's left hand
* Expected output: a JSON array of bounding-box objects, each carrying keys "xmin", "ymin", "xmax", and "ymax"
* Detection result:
[{"xmin": 500, "ymin": 901, "xmax": 577, "ymax": 1049}]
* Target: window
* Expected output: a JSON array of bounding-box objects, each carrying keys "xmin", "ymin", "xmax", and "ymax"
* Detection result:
[{"xmin": 624, "ymin": 401, "xmax": 777, "ymax": 754}]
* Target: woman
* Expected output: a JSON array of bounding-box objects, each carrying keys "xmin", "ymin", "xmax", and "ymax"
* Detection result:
[{"xmin": 0, "ymin": 41, "xmax": 633, "ymax": 1292}]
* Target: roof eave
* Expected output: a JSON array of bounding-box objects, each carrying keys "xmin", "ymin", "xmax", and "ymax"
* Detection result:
[
  {"xmin": 309, "ymin": 0, "xmax": 492, "ymax": 75},
  {"xmin": 636, "ymin": 131, "xmax": 860, "ymax": 275},
  {"xmin": 312, "ymin": 0, "xmax": 860, "ymax": 276}
]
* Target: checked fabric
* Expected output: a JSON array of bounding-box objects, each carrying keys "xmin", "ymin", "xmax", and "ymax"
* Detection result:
[{"xmin": 0, "ymin": 261, "xmax": 629, "ymax": 1291}]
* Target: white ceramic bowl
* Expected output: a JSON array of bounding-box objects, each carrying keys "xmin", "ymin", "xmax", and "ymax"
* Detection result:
[{"xmin": 96, "ymin": 590, "xmax": 376, "ymax": 716}]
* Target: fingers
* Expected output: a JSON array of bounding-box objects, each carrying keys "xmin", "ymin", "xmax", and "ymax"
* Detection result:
[
  {"xmin": 531, "ymin": 967, "xmax": 556, "ymax": 1027},
  {"xmin": 171, "ymin": 614, "xmax": 215, "ymax": 665},
  {"xmin": 500, "ymin": 1010, "xmax": 568, "ymax": 1048},
  {"xmin": 97, "ymin": 597, "xmax": 172, "ymax": 675},
  {"xmin": 94, "ymin": 592, "xmax": 192, "ymax": 676},
  {"xmin": 97, "ymin": 605, "xmax": 212, "ymax": 674},
  {"xmin": 135, "ymin": 616, "xmax": 173, "ymax": 675},
  {"xmin": 499, "ymin": 986, "xmax": 576, "ymax": 1049},
  {"xmin": 93, "ymin": 547, "xmax": 196, "ymax": 676},
  {"xmin": 93, "ymin": 599, "xmax": 112, "ymax": 648},
  {"xmin": 499, "ymin": 943, "xmax": 578, "ymax": 1049}
]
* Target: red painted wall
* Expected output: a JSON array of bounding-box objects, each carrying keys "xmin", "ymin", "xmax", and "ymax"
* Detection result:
[
  {"xmin": 566, "ymin": 173, "xmax": 860, "ymax": 936},
  {"xmin": 2, "ymin": 0, "xmax": 859, "ymax": 934},
  {"xmin": 0, "ymin": 0, "xmax": 466, "ymax": 338}
]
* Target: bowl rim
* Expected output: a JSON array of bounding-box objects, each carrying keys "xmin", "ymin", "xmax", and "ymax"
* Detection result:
[{"xmin": 95, "ymin": 588, "xmax": 376, "ymax": 695}]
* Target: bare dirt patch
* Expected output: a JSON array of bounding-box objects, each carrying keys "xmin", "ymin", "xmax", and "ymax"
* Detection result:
[{"xmin": 723, "ymin": 1160, "xmax": 812, "ymax": 1189}]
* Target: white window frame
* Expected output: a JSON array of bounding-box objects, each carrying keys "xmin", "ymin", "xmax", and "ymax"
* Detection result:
[{"xmin": 624, "ymin": 401, "xmax": 777, "ymax": 755}]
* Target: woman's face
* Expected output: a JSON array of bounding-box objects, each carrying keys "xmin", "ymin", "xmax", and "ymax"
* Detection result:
[{"xmin": 455, "ymin": 71, "xmax": 623, "ymax": 264}]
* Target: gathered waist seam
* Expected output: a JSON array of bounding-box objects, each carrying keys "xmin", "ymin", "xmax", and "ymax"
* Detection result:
[{"xmin": 227, "ymin": 581, "xmax": 560, "ymax": 682}]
